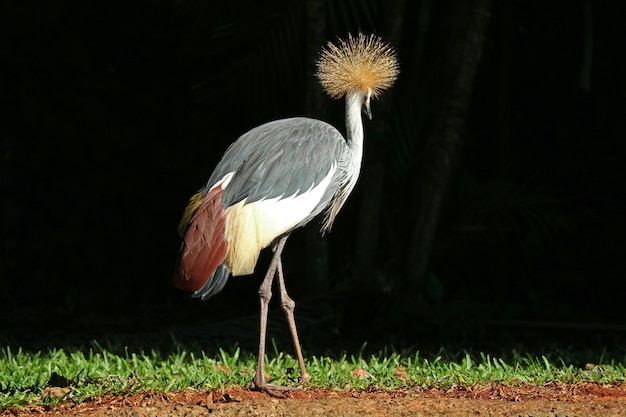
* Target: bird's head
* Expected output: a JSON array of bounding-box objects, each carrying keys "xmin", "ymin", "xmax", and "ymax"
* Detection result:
[{"xmin": 316, "ymin": 33, "xmax": 399, "ymax": 119}]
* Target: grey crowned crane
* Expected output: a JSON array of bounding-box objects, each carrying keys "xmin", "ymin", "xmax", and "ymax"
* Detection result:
[{"xmin": 174, "ymin": 33, "xmax": 399, "ymax": 396}]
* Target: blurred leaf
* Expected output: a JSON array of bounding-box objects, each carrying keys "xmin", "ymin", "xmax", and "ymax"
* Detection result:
[{"xmin": 425, "ymin": 272, "xmax": 445, "ymax": 305}]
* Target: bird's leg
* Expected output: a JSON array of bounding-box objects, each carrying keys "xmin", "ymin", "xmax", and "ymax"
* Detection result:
[
  {"xmin": 249, "ymin": 236, "xmax": 294, "ymax": 397},
  {"xmin": 251, "ymin": 257, "xmax": 275, "ymax": 393},
  {"xmin": 276, "ymin": 258, "xmax": 310, "ymax": 384}
]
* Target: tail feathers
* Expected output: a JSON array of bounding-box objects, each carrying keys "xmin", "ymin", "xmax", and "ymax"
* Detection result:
[
  {"xmin": 173, "ymin": 186, "xmax": 228, "ymax": 293},
  {"xmin": 192, "ymin": 264, "xmax": 231, "ymax": 300}
]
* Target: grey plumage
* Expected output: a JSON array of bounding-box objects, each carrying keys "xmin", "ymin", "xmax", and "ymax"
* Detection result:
[
  {"xmin": 192, "ymin": 264, "xmax": 230, "ymax": 300},
  {"xmin": 204, "ymin": 117, "xmax": 351, "ymax": 232}
]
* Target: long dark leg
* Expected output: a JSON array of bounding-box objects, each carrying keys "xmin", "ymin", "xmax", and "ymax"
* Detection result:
[
  {"xmin": 276, "ymin": 257, "xmax": 310, "ymax": 384},
  {"xmin": 250, "ymin": 236, "xmax": 293, "ymax": 397}
]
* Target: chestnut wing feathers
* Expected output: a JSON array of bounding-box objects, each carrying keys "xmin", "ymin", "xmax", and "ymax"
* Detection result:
[{"xmin": 173, "ymin": 186, "xmax": 228, "ymax": 292}]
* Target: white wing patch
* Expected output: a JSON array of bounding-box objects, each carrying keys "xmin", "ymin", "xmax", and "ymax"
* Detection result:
[
  {"xmin": 223, "ymin": 165, "xmax": 336, "ymax": 276},
  {"xmin": 209, "ymin": 172, "xmax": 235, "ymax": 191}
]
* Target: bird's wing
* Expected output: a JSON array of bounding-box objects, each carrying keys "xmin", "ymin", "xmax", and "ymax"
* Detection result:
[
  {"xmin": 173, "ymin": 184, "xmax": 228, "ymax": 292},
  {"xmin": 207, "ymin": 117, "xmax": 346, "ymax": 219},
  {"xmin": 174, "ymin": 117, "xmax": 347, "ymax": 293}
]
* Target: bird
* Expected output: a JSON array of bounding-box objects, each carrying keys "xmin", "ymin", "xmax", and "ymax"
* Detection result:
[{"xmin": 173, "ymin": 33, "xmax": 398, "ymax": 396}]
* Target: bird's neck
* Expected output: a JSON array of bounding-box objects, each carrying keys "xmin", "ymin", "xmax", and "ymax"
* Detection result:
[{"xmin": 345, "ymin": 91, "xmax": 364, "ymax": 152}]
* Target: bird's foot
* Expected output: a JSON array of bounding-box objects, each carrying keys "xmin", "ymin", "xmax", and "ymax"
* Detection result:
[
  {"xmin": 299, "ymin": 372, "xmax": 311, "ymax": 385},
  {"xmin": 251, "ymin": 382, "xmax": 296, "ymax": 398},
  {"xmin": 246, "ymin": 374, "xmax": 303, "ymax": 398}
]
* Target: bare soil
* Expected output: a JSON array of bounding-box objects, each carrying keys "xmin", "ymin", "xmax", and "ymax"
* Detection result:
[{"xmin": 4, "ymin": 383, "xmax": 626, "ymax": 417}]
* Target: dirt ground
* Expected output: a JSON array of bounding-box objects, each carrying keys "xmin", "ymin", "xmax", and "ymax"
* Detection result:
[{"xmin": 4, "ymin": 383, "xmax": 626, "ymax": 417}]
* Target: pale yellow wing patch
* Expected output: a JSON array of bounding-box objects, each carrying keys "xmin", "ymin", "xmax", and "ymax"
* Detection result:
[
  {"xmin": 224, "ymin": 202, "xmax": 277, "ymax": 275},
  {"xmin": 178, "ymin": 190, "xmax": 204, "ymax": 237},
  {"xmin": 224, "ymin": 166, "xmax": 335, "ymax": 276}
]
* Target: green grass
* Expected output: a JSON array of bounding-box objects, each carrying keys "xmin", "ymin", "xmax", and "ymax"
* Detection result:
[{"xmin": 1, "ymin": 343, "xmax": 625, "ymax": 410}]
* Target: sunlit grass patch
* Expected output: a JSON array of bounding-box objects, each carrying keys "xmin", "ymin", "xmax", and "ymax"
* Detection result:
[{"xmin": 1, "ymin": 343, "xmax": 624, "ymax": 410}]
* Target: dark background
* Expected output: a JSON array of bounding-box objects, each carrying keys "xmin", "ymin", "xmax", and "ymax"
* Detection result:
[{"xmin": 1, "ymin": 0, "xmax": 625, "ymax": 355}]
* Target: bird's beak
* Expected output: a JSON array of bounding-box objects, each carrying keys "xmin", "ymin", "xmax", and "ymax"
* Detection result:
[{"xmin": 363, "ymin": 96, "xmax": 372, "ymax": 120}]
